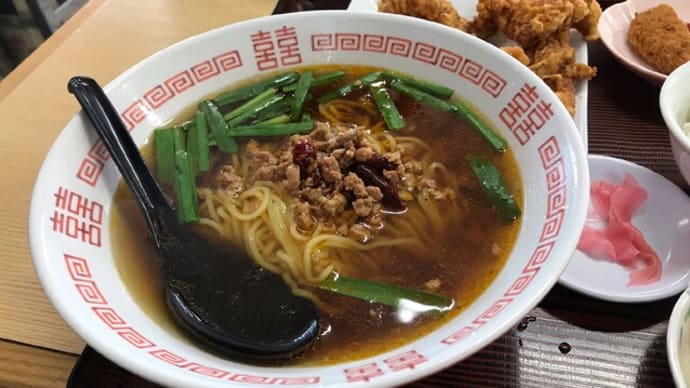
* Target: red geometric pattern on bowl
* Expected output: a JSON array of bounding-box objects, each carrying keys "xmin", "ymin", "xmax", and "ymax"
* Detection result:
[
  {"xmin": 75, "ymin": 49, "xmax": 242, "ymax": 187},
  {"xmin": 190, "ymin": 60, "xmax": 221, "ymax": 83},
  {"xmin": 441, "ymin": 135, "xmax": 564, "ymax": 347},
  {"xmin": 63, "ymin": 252, "xmax": 321, "ymax": 384},
  {"xmin": 121, "ymin": 100, "xmax": 151, "ymax": 132},
  {"xmin": 310, "ymin": 32, "xmax": 507, "ymax": 98},
  {"xmin": 342, "ymin": 350, "xmax": 430, "ymax": 382},
  {"xmin": 165, "ymin": 70, "xmax": 195, "ymax": 94}
]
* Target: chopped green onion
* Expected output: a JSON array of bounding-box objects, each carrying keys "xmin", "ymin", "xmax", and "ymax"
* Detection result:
[
  {"xmin": 257, "ymin": 113, "xmax": 290, "ymax": 125},
  {"xmin": 467, "ymin": 155, "xmax": 521, "ymax": 221},
  {"xmin": 390, "ymin": 81, "xmax": 456, "ymax": 114},
  {"xmin": 290, "ymin": 71, "xmax": 313, "ymax": 121},
  {"xmin": 229, "ymin": 121, "xmax": 314, "ymax": 137},
  {"xmin": 193, "ymin": 111, "xmax": 210, "ymax": 172},
  {"xmin": 172, "ymin": 127, "xmax": 185, "ymax": 152},
  {"xmin": 319, "ymin": 273, "xmax": 454, "ymax": 313},
  {"xmin": 283, "ymin": 70, "xmax": 346, "ymax": 92},
  {"xmin": 154, "ymin": 128, "xmax": 175, "ymax": 185},
  {"xmin": 186, "ymin": 122, "xmax": 199, "ymax": 173},
  {"xmin": 392, "ymin": 81, "xmax": 507, "ymax": 151},
  {"xmin": 173, "ymin": 150, "xmax": 198, "ymax": 223},
  {"xmin": 226, "ymin": 94, "xmax": 285, "ymax": 128},
  {"xmin": 250, "ymin": 97, "xmax": 293, "ymax": 124},
  {"xmin": 180, "ymin": 120, "xmax": 195, "ymax": 132},
  {"xmin": 223, "ymin": 87, "xmax": 277, "ymax": 121},
  {"xmin": 451, "ymin": 101, "xmax": 508, "ymax": 152},
  {"xmin": 214, "ymin": 71, "xmax": 298, "ymax": 107},
  {"xmin": 383, "ymin": 72, "xmax": 454, "ymax": 99},
  {"xmin": 199, "ymin": 100, "xmax": 237, "ymax": 153},
  {"xmin": 369, "ymin": 84, "xmax": 405, "ymax": 130},
  {"xmin": 311, "ymin": 70, "xmax": 346, "ymax": 87},
  {"xmin": 318, "ymin": 71, "xmax": 383, "ymax": 104}
]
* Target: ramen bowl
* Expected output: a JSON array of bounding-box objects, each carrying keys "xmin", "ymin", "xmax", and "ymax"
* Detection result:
[{"xmin": 29, "ymin": 11, "xmax": 588, "ymax": 387}]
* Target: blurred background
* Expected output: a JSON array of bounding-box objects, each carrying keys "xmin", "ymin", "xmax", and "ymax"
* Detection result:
[{"xmin": 0, "ymin": 0, "xmax": 86, "ymax": 80}]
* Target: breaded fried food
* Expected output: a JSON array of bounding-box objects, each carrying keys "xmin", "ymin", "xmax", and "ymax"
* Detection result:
[
  {"xmin": 544, "ymin": 76, "xmax": 576, "ymax": 116},
  {"xmin": 574, "ymin": 0, "xmax": 601, "ymax": 41},
  {"xmin": 529, "ymin": 31, "xmax": 596, "ymax": 114},
  {"xmin": 502, "ymin": 46, "xmax": 530, "ymax": 65},
  {"xmin": 471, "ymin": 0, "xmax": 598, "ymax": 46},
  {"xmin": 628, "ymin": 4, "xmax": 690, "ymax": 74},
  {"xmin": 529, "ymin": 30, "xmax": 596, "ymax": 80},
  {"xmin": 379, "ymin": 0, "xmax": 470, "ymax": 31}
]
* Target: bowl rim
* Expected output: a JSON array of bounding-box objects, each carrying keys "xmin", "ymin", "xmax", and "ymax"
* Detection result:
[{"xmin": 29, "ymin": 10, "xmax": 589, "ymax": 387}]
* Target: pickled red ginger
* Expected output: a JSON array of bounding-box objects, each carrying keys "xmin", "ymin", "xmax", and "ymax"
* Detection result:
[{"xmin": 577, "ymin": 173, "xmax": 661, "ymax": 286}]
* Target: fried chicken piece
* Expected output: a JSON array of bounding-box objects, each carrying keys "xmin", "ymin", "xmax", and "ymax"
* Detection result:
[
  {"xmin": 470, "ymin": 0, "xmax": 498, "ymax": 38},
  {"xmin": 527, "ymin": 31, "xmax": 596, "ymax": 114},
  {"xmin": 501, "ymin": 46, "xmax": 530, "ymax": 65},
  {"xmin": 628, "ymin": 4, "xmax": 690, "ymax": 74},
  {"xmin": 528, "ymin": 31, "xmax": 575, "ymax": 77},
  {"xmin": 471, "ymin": 0, "xmax": 598, "ymax": 47},
  {"xmin": 543, "ymin": 75, "xmax": 576, "ymax": 115},
  {"xmin": 563, "ymin": 62, "xmax": 597, "ymax": 79},
  {"xmin": 379, "ymin": 0, "xmax": 470, "ymax": 31},
  {"xmin": 527, "ymin": 30, "xmax": 596, "ymax": 80},
  {"xmin": 574, "ymin": 0, "xmax": 601, "ymax": 41}
]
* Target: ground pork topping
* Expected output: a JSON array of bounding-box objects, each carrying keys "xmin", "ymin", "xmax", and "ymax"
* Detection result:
[{"xmin": 212, "ymin": 121, "xmax": 449, "ymax": 242}]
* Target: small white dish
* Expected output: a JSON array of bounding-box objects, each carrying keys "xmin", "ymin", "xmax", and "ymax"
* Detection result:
[
  {"xmin": 599, "ymin": 0, "xmax": 690, "ymax": 86},
  {"xmin": 347, "ymin": 0, "xmax": 589, "ymax": 151},
  {"xmin": 559, "ymin": 154, "xmax": 690, "ymax": 302},
  {"xmin": 668, "ymin": 289, "xmax": 690, "ymax": 388}
]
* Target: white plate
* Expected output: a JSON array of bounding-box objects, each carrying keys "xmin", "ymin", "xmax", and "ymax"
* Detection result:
[
  {"xmin": 348, "ymin": 0, "xmax": 589, "ymax": 151},
  {"xmin": 559, "ymin": 155, "xmax": 690, "ymax": 302}
]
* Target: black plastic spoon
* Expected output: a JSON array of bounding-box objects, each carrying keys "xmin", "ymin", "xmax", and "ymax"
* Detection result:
[{"xmin": 67, "ymin": 76, "xmax": 319, "ymax": 361}]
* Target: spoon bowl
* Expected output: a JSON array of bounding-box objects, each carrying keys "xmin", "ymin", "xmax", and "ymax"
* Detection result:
[{"xmin": 67, "ymin": 76, "xmax": 319, "ymax": 360}]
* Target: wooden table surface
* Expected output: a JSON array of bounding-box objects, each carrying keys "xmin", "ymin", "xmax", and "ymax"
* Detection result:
[{"xmin": 0, "ymin": 0, "xmax": 683, "ymax": 387}]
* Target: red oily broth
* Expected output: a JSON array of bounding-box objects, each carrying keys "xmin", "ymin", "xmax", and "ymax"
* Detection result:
[{"xmin": 111, "ymin": 65, "xmax": 522, "ymax": 365}]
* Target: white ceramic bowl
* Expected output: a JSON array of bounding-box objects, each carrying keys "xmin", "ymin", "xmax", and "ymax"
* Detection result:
[
  {"xmin": 668, "ymin": 289, "xmax": 690, "ymax": 388},
  {"xmin": 660, "ymin": 61, "xmax": 690, "ymax": 188},
  {"xmin": 599, "ymin": 0, "xmax": 690, "ymax": 86},
  {"xmin": 29, "ymin": 11, "xmax": 589, "ymax": 387}
]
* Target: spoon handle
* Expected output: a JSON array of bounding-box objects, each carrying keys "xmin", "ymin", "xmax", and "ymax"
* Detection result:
[{"xmin": 67, "ymin": 76, "xmax": 172, "ymax": 238}]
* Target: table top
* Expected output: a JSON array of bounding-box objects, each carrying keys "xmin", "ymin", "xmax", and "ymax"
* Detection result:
[{"xmin": 0, "ymin": 0, "xmax": 683, "ymax": 386}]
